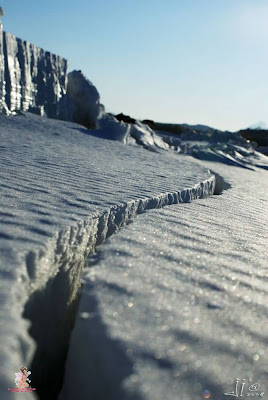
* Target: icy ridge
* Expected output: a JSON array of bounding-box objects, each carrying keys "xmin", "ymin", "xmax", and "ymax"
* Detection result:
[
  {"xmin": 0, "ymin": 114, "xmax": 215, "ymax": 399},
  {"xmin": 60, "ymin": 162, "xmax": 268, "ymax": 400},
  {"xmin": 22, "ymin": 177, "xmax": 215, "ymax": 400}
]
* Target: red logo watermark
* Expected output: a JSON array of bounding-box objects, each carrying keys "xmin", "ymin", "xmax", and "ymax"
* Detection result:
[
  {"xmin": 8, "ymin": 366, "xmax": 36, "ymax": 393},
  {"xmin": 8, "ymin": 388, "xmax": 36, "ymax": 393}
]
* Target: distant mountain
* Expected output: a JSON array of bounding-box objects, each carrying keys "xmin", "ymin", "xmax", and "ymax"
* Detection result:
[
  {"xmin": 248, "ymin": 121, "xmax": 268, "ymax": 130},
  {"xmin": 180, "ymin": 123, "xmax": 223, "ymax": 134}
]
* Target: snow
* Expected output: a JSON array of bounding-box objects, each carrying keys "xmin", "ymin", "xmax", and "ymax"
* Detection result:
[
  {"xmin": 60, "ymin": 160, "xmax": 268, "ymax": 400},
  {"xmin": 0, "ymin": 110, "xmax": 267, "ymax": 400},
  {"xmin": 156, "ymin": 128, "xmax": 268, "ymax": 170},
  {"xmin": 1, "ymin": 18, "xmax": 267, "ymax": 400},
  {"xmin": 94, "ymin": 115, "xmax": 268, "ymax": 170},
  {"xmin": 0, "ymin": 113, "xmax": 214, "ymax": 399},
  {"xmin": 96, "ymin": 113, "xmax": 170, "ymax": 151}
]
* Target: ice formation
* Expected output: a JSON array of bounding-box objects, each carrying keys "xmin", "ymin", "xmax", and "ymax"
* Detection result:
[
  {"xmin": 0, "ymin": 19, "xmax": 267, "ymax": 400},
  {"xmin": 0, "ymin": 23, "xmax": 68, "ymax": 117},
  {"xmin": 60, "ymin": 70, "xmax": 104, "ymax": 129},
  {"xmin": 60, "ymin": 161, "xmax": 268, "ymax": 400},
  {"xmin": 0, "ymin": 113, "xmax": 215, "ymax": 399}
]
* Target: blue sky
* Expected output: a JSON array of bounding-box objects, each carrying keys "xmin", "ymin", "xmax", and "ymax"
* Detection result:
[{"xmin": 1, "ymin": 0, "xmax": 268, "ymax": 131}]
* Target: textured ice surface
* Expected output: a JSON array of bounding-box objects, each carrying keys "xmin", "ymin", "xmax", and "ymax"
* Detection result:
[
  {"xmin": 60, "ymin": 161, "xmax": 268, "ymax": 400},
  {"xmin": 0, "ymin": 113, "xmax": 214, "ymax": 399}
]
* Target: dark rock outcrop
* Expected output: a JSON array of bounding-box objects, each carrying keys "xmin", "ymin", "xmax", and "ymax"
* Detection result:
[
  {"xmin": 238, "ymin": 129, "xmax": 268, "ymax": 148},
  {"xmin": 115, "ymin": 113, "xmax": 136, "ymax": 124}
]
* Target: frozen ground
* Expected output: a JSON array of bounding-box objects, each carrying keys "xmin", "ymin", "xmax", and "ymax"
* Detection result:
[
  {"xmin": 60, "ymin": 161, "xmax": 268, "ymax": 400},
  {"xmin": 96, "ymin": 114, "xmax": 268, "ymax": 170},
  {"xmin": 0, "ymin": 113, "xmax": 215, "ymax": 399}
]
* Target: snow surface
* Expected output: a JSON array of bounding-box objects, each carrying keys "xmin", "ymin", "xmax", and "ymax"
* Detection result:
[
  {"xmin": 95, "ymin": 114, "xmax": 268, "ymax": 170},
  {"xmin": 1, "ymin": 110, "xmax": 267, "ymax": 400},
  {"xmin": 0, "ymin": 113, "xmax": 215, "ymax": 399},
  {"xmin": 1, "ymin": 20, "xmax": 267, "ymax": 400},
  {"xmin": 96, "ymin": 113, "xmax": 170, "ymax": 151},
  {"xmin": 60, "ymin": 160, "xmax": 268, "ymax": 400}
]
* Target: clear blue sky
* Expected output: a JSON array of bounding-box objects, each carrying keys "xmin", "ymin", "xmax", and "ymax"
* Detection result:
[{"xmin": 1, "ymin": 0, "xmax": 268, "ymax": 131}]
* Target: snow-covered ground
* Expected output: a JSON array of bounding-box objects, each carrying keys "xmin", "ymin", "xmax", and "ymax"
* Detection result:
[
  {"xmin": 0, "ymin": 111, "xmax": 267, "ymax": 400},
  {"xmin": 94, "ymin": 113, "xmax": 268, "ymax": 170},
  {"xmin": 60, "ymin": 160, "xmax": 268, "ymax": 400},
  {"xmin": 0, "ymin": 113, "xmax": 215, "ymax": 399},
  {"xmin": 1, "ymin": 24, "xmax": 267, "ymax": 398}
]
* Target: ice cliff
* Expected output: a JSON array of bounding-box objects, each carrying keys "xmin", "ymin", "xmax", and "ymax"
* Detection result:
[
  {"xmin": 0, "ymin": 23, "xmax": 104, "ymax": 128},
  {"xmin": 0, "ymin": 22, "xmax": 172, "ymax": 143},
  {"xmin": 0, "ymin": 22, "xmax": 68, "ymax": 117}
]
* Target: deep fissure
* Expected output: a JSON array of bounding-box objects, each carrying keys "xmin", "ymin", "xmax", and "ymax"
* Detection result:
[{"xmin": 21, "ymin": 173, "xmax": 229, "ymax": 400}]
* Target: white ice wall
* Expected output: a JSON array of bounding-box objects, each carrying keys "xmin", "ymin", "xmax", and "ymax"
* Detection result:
[{"xmin": 0, "ymin": 26, "xmax": 68, "ymax": 117}]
